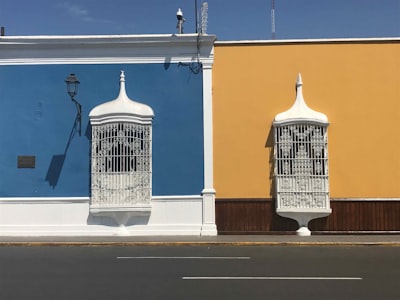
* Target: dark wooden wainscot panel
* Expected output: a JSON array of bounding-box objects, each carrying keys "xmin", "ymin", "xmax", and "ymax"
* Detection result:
[
  {"xmin": 216, "ymin": 198, "xmax": 400, "ymax": 234},
  {"xmin": 215, "ymin": 199, "xmax": 297, "ymax": 234},
  {"xmin": 310, "ymin": 200, "xmax": 400, "ymax": 232}
]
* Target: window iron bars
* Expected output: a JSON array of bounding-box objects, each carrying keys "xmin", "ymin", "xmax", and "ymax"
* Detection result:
[
  {"xmin": 91, "ymin": 122, "xmax": 152, "ymax": 207},
  {"xmin": 274, "ymin": 123, "xmax": 329, "ymax": 209}
]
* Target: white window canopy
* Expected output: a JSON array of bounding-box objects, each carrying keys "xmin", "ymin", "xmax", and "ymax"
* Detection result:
[
  {"xmin": 274, "ymin": 74, "xmax": 328, "ymax": 125},
  {"xmin": 273, "ymin": 74, "xmax": 331, "ymax": 236},
  {"xmin": 89, "ymin": 71, "xmax": 154, "ymax": 217},
  {"xmin": 89, "ymin": 71, "xmax": 154, "ymax": 126}
]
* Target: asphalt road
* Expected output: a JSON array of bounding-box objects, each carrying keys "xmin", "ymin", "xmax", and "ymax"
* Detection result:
[{"xmin": 0, "ymin": 245, "xmax": 399, "ymax": 300}]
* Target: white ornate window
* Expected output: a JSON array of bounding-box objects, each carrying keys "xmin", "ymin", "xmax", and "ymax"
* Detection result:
[
  {"xmin": 273, "ymin": 74, "xmax": 331, "ymax": 235},
  {"xmin": 91, "ymin": 122, "xmax": 152, "ymax": 207},
  {"xmin": 274, "ymin": 123, "xmax": 328, "ymax": 209},
  {"xmin": 89, "ymin": 71, "xmax": 154, "ymax": 213}
]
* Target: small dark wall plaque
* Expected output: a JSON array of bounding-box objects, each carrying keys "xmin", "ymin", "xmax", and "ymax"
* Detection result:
[{"xmin": 18, "ymin": 156, "xmax": 36, "ymax": 168}]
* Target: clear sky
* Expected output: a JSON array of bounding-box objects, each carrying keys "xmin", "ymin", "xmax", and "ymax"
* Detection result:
[{"xmin": 1, "ymin": 0, "xmax": 399, "ymax": 40}]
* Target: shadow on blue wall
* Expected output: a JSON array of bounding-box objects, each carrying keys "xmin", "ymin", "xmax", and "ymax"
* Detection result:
[
  {"xmin": 164, "ymin": 56, "xmax": 171, "ymax": 70},
  {"xmin": 45, "ymin": 114, "xmax": 83, "ymax": 188},
  {"xmin": 45, "ymin": 155, "xmax": 66, "ymax": 188}
]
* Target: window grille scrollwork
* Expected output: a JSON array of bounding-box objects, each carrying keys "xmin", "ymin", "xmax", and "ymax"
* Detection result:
[
  {"xmin": 274, "ymin": 123, "xmax": 329, "ymax": 209},
  {"xmin": 91, "ymin": 122, "xmax": 152, "ymax": 207}
]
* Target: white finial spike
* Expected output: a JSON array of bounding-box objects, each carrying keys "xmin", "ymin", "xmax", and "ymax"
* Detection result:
[
  {"xmin": 118, "ymin": 70, "xmax": 127, "ymax": 101},
  {"xmin": 296, "ymin": 73, "xmax": 304, "ymax": 100},
  {"xmin": 296, "ymin": 73, "xmax": 303, "ymax": 87}
]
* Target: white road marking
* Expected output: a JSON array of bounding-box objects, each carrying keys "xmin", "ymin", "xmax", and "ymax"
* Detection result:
[
  {"xmin": 182, "ymin": 276, "xmax": 363, "ymax": 280},
  {"xmin": 117, "ymin": 256, "xmax": 251, "ymax": 260}
]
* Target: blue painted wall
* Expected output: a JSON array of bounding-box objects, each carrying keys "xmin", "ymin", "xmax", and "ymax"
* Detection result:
[{"xmin": 0, "ymin": 64, "xmax": 204, "ymax": 197}]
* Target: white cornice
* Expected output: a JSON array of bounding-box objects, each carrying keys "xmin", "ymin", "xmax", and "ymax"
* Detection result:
[
  {"xmin": 0, "ymin": 33, "xmax": 215, "ymax": 44},
  {"xmin": 0, "ymin": 34, "xmax": 216, "ymax": 65},
  {"xmin": 215, "ymin": 37, "xmax": 400, "ymax": 46}
]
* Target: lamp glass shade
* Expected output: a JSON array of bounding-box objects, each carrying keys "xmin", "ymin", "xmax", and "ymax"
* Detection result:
[{"xmin": 65, "ymin": 73, "xmax": 80, "ymax": 98}]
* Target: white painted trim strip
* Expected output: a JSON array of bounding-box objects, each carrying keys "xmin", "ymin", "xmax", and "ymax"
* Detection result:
[
  {"xmin": 0, "ymin": 197, "xmax": 90, "ymax": 204},
  {"xmin": 215, "ymin": 37, "xmax": 400, "ymax": 45},
  {"xmin": 0, "ymin": 197, "xmax": 90, "ymax": 201},
  {"xmin": 332, "ymin": 198, "xmax": 400, "ymax": 202},
  {"xmin": 2, "ymin": 196, "xmax": 397, "ymax": 204},
  {"xmin": 117, "ymin": 257, "xmax": 250, "ymax": 260},
  {"xmin": 182, "ymin": 276, "xmax": 363, "ymax": 280},
  {"xmin": 0, "ymin": 33, "xmax": 216, "ymax": 42},
  {"xmin": 0, "ymin": 195, "xmax": 203, "ymax": 204},
  {"xmin": 152, "ymin": 195, "xmax": 202, "ymax": 201},
  {"xmin": 0, "ymin": 57, "xmax": 215, "ymax": 66}
]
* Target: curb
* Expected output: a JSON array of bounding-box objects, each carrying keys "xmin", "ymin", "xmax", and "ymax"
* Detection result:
[{"xmin": 1, "ymin": 241, "xmax": 400, "ymax": 247}]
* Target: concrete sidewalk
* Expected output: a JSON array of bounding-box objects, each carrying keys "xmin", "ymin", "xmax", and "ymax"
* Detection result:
[{"xmin": 1, "ymin": 234, "xmax": 400, "ymax": 246}]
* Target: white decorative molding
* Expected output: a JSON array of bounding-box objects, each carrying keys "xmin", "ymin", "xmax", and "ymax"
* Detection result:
[
  {"xmin": 215, "ymin": 37, "xmax": 400, "ymax": 46},
  {"xmin": 0, "ymin": 34, "xmax": 216, "ymax": 65}
]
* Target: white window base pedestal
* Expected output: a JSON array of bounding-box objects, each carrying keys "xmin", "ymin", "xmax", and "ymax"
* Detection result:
[
  {"xmin": 277, "ymin": 208, "xmax": 332, "ymax": 236},
  {"xmin": 90, "ymin": 205, "xmax": 152, "ymax": 235}
]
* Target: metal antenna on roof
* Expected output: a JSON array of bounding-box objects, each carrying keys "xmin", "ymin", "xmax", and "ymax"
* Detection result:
[
  {"xmin": 271, "ymin": 0, "xmax": 276, "ymax": 39},
  {"xmin": 195, "ymin": 0, "xmax": 199, "ymax": 33},
  {"xmin": 201, "ymin": 2, "xmax": 208, "ymax": 34}
]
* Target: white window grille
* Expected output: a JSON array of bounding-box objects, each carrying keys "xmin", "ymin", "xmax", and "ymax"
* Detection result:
[
  {"xmin": 89, "ymin": 71, "xmax": 154, "ymax": 212},
  {"xmin": 91, "ymin": 122, "xmax": 152, "ymax": 207},
  {"xmin": 274, "ymin": 123, "xmax": 329, "ymax": 209}
]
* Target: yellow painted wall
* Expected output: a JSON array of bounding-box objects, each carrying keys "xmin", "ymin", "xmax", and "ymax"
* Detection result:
[{"xmin": 213, "ymin": 41, "xmax": 400, "ymax": 199}]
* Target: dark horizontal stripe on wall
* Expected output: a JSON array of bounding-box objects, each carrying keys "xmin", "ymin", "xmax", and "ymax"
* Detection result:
[
  {"xmin": 310, "ymin": 199, "xmax": 400, "ymax": 232},
  {"xmin": 215, "ymin": 198, "xmax": 400, "ymax": 234},
  {"xmin": 216, "ymin": 198, "xmax": 298, "ymax": 234}
]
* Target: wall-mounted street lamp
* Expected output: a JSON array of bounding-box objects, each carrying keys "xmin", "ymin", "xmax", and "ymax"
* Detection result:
[{"xmin": 65, "ymin": 73, "xmax": 82, "ymax": 136}]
